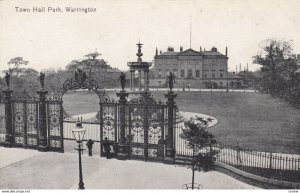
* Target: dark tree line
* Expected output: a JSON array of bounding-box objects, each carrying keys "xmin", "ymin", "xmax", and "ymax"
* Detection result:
[
  {"xmin": 253, "ymin": 39, "xmax": 300, "ymax": 108},
  {"xmin": 0, "ymin": 52, "xmax": 122, "ymax": 99}
]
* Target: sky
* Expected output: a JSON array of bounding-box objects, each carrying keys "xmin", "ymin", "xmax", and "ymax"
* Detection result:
[{"xmin": 0, "ymin": 0, "xmax": 299, "ymax": 74}]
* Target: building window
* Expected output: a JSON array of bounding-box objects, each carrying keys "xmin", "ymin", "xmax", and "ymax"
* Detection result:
[
  {"xmin": 204, "ymin": 73, "xmax": 207, "ymax": 78},
  {"xmin": 173, "ymin": 69, "xmax": 177, "ymax": 77},
  {"xmin": 220, "ymin": 72, "xmax": 223, "ymax": 78},
  {"xmin": 212, "ymin": 73, "xmax": 215, "ymax": 78},
  {"xmin": 158, "ymin": 72, "xmax": 162, "ymax": 78},
  {"xmin": 166, "ymin": 70, "xmax": 170, "ymax": 76},
  {"xmin": 187, "ymin": 69, "xmax": 193, "ymax": 79},
  {"xmin": 196, "ymin": 70, "xmax": 200, "ymax": 78},
  {"xmin": 181, "ymin": 70, "xmax": 185, "ymax": 78}
]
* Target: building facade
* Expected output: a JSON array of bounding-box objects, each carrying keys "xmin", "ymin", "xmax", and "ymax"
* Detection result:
[{"xmin": 152, "ymin": 46, "xmax": 232, "ymax": 88}]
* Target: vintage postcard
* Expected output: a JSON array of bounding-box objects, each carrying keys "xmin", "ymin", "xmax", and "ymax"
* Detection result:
[{"xmin": 0, "ymin": 0, "xmax": 299, "ymax": 191}]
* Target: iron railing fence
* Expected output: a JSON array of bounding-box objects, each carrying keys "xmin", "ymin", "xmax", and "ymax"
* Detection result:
[{"xmin": 175, "ymin": 124, "xmax": 300, "ymax": 183}]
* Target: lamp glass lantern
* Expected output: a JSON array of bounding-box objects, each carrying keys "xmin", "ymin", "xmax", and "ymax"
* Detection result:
[{"xmin": 72, "ymin": 121, "xmax": 86, "ymax": 143}]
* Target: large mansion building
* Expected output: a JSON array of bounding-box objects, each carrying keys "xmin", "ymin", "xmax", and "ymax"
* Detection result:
[{"xmin": 151, "ymin": 46, "xmax": 240, "ymax": 88}]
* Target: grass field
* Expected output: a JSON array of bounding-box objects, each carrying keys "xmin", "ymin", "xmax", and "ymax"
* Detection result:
[
  {"xmin": 63, "ymin": 91, "xmax": 300, "ymax": 154},
  {"xmin": 1, "ymin": 91, "xmax": 299, "ymax": 154},
  {"xmin": 153, "ymin": 91, "xmax": 300, "ymax": 154}
]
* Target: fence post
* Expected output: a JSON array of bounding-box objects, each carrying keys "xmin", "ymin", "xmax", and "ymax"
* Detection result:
[
  {"xmin": 37, "ymin": 89, "xmax": 48, "ymax": 152},
  {"xmin": 269, "ymin": 152, "xmax": 272, "ymax": 175},
  {"xmin": 116, "ymin": 90, "xmax": 129, "ymax": 160},
  {"xmin": 2, "ymin": 89, "xmax": 13, "ymax": 147},
  {"xmin": 236, "ymin": 142, "xmax": 240, "ymax": 167},
  {"xmin": 164, "ymin": 90, "xmax": 177, "ymax": 164}
]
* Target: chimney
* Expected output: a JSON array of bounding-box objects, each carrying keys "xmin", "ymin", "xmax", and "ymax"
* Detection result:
[
  {"xmin": 226, "ymin": 47, "xmax": 228, "ymax": 57},
  {"xmin": 211, "ymin": 47, "xmax": 217, "ymax": 52},
  {"xmin": 236, "ymin": 65, "xmax": 238, "ymax": 74},
  {"xmin": 167, "ymin": 46, "xmax": 174, "ymax": 52},
  {"xmin": 160, "ymin": 50, "xmax": 162, "ymax": 54},
  {"xmin": 200, "ymin": 46, "xmax": 202, "ymax": 52},
  {"xmin": 155, "ymin": 47, "xmax": 158, "ymax": 56},
  {"xmin": 180, "ymin": 46, "xmax": 183, "ymax": 52},
  {"xmin": 239, "ymin": 63, "xmax": 241, "ymax": 72},
  {"xmin": 247, "ymin": 63, "xmax": 249, "ymax": 71}
]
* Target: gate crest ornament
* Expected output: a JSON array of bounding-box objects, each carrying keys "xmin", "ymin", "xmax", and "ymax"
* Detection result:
[{"xmin": 62, "ymin": 69, "xmax": 99, "ymax": 94}]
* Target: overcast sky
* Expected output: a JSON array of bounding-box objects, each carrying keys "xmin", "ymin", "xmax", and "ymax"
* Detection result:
[{"xmin": 0, "ymin": 0, "xmax": 299, "ymax": 74}]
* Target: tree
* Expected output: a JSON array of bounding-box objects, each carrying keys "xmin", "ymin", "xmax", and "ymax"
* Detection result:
[
  {"xmin": 84, "ymin": 51, "xmax": 101, "ymax": 60},
  {"xmin": 13, "ymin": 68, "xmax": 39, "ymax": 97},
  {"xmin": 65, "ymin": 52, "xmax": 120, "ymax": 88},
  {"xmin": 7, "ymin": 57, "xmax": 29, "ymax": 76},
  {"xmin": 180, "ymin": 116, "xmax": 218, "ymax": 189},
  {"xmin": 253, "ymin": 39, "xmax": 297, "ymax": 96},
  {"xmin": 4, "ymin": 57, "xmax": 29, "ymax": 89}
]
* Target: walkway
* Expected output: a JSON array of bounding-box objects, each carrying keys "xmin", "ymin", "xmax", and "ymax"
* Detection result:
[{"xmin": 0, "ymin": 147, "xmax": 258, "ymax": 189}]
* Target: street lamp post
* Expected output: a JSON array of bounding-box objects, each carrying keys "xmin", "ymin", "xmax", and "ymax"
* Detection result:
[{"xmin": 72, "ymin": 119, "xmax": 86, "ymax": 190}]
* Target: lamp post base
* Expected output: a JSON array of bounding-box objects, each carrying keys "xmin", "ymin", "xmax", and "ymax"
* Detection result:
[{"xmin": 78, "ymin": 181, "xmax": 85, "ymax": 190}]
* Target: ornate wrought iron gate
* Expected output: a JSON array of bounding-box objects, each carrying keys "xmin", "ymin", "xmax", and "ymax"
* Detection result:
[
  {"xmin": 10, "ymin": 97, "xmax": 64, "ymax": 152},
  {"xmin": 128, "ymin": 104, "xmax": 165, "ymax": 161},
  {"xmin": 99, "ymin": 99, "xmax": 167, "ymax": 162},
  {"xmin": 100, "ymin": 101, "xmax": 118, "ymax": 155},
  {"xmin": 47, "ymin": 96, "xmax": 64, "ymax": 152},
  {"xmin": 13, "ymin": 99, "xmax": 39, "ymax": 148}
]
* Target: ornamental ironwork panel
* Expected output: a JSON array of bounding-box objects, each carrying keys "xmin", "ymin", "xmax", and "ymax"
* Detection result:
[
  {"xmin": 100, "ymin": 103, "xmax": 117, "ymax": 141},
  {"xmin": 147, "ymin": 106, "xmax": 165, "ymax": 160},
  {"xmin": 129, "ymin": 105, "xmax": 146, "ymax": 160},
  {"xmin": 12, "ymin": 100, "xmax": 38, "ymax": 148},
  {"xmin": 26, "ymin": 102, "xmax": 38, "ymax": 135},
  {"xmin": 47, "ymin": 99, "xmax": 64, "ymax": 152},
  {"xmin": 100, "ymin": 103, "xmax": 118, "ymax": 156},
  {"xmin": 14, "ymin": 102, "xmax": 25, "ymax": 134},
  {"xmin": 130, "ymin": 106, "xmax": 145, "ymax": 144},
  {"xmin": 148, "ymin": 106, "xmax": 164, "ymax": 145}
]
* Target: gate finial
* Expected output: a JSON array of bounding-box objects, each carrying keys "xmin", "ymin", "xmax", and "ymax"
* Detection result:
[
  {"xmin": 39, "ymin": 72, "xmax": 45, "ymax": 89},
  {"xmin": 5, "ymin": 72, "xmax": 10, "ymax": 89},
  {"xmin": 119, "ymin": 72, "xmax": 126, "ymax": 91}
]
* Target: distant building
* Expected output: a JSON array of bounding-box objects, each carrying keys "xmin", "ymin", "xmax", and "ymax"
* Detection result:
[
  {"xmin": 296, "ymin": 54, "xmax": 300, "ymax": 73},
  {"xmin": 151, "ymin": 46, "xmax": 240, "ymax": 88}
]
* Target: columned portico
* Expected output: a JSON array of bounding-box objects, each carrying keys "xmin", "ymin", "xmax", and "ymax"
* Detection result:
[{"xmin": 127, "ymin": 42, "xmax": 152, "ymax": 93}]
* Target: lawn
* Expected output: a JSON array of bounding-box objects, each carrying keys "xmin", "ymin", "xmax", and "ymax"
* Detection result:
[
  {"xmin": 1, "ymin": 91, "xmax": 299, "ymax": 154},
  {"xmin": 152, "ymin": 91, "xmax": 300, "ymax": 154},
  {"xmin": 62, "ymin": 90, "xmax": 300, "ymax": 154},
  {"xmin": 62, "ymin": 92, "xmax": 101, "ymax": 116}
]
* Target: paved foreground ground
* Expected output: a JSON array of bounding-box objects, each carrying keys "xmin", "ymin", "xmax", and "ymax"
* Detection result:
[{"xmin": 0, "ymin": 147, "xmax": 258, "ymax": 189}]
